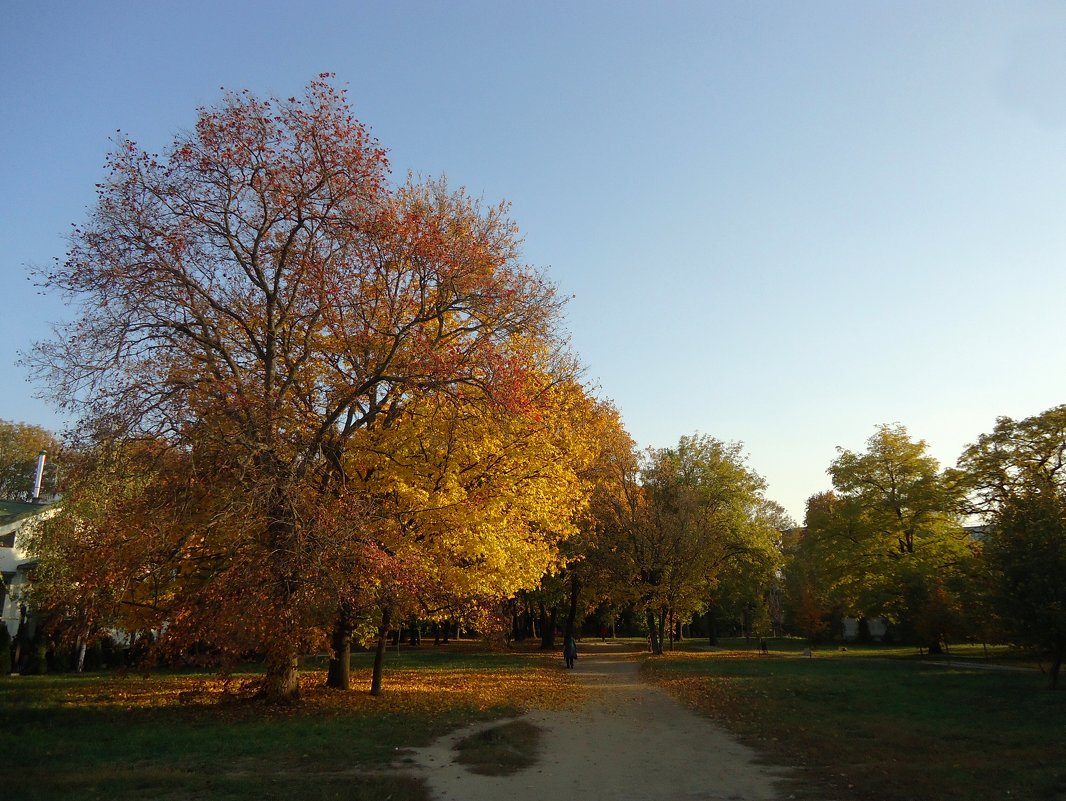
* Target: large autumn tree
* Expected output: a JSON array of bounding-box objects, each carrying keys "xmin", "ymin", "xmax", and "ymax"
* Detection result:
[
  {"xmin": 27, "ymin": 77, "xmax": 572, "ymax": 701},
  {"xmin": 956, "ymin": 405, "xmax": 1066, "ymax": 688}
]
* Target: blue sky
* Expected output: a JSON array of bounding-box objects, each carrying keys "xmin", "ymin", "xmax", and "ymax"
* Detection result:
[{"xmin": 3, "ymin": 1, "xmax": 1065, "ymax": 521}]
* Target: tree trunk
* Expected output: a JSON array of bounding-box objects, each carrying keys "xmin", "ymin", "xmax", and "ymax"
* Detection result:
[
  {"xmin": 326, "ymin": 614, "xmax": 351, "ymax": 690},
  {"xmin": 646, "ymin": 608, "xmax": 663, "ymax": 655},
  {"xmin": 74, "ymin": 638, "xmax": 87, "ymax": 674},
  {"xmin": 658, "ymin": 608, "xmax": 668, "ymax": 653},
  {"xmin": 540, "ymin": 603, "xmax": 558, "ymax": 649},
  {"xmin": 261, "ymin": 495, "xmax": 301, "ymax": 702},
  {"xmin": 706, "ymin": 603, "xmax": 718, "ymax": 646},
  {"xmin": 370, "ymin": 606, "xmax": 392, "ymax": 696},
  {"xmin": 563, "ymin": 573, "xmax": 581, "ymax": 643},
  {"xmin": 261, "ymin": 645, "xmax": 300, "ymax": 703}
]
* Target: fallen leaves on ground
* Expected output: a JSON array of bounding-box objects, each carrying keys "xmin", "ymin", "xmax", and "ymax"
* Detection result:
[{"xmin": 55, "ymin": 659, "xmax": 582, "ymax": 717}]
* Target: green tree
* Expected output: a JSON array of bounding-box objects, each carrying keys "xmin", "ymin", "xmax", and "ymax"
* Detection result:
[
  {"xmin": 781, "ymin": 493, "xmax": 838, "ymax": 643},
  {"xmin": 808, "ymin": 424, "xmax": 971, "ymax": 651},
  {"xmin": 0, "ymin": 420, "xmax": 59, "ymax": 500},
  {"xmin": 957, "ymin": 405, "xmax": 1066, "ymax": 688},
  {"xmin": 617, "ymin": 435, "xmax": 781, "ymax": 654}
]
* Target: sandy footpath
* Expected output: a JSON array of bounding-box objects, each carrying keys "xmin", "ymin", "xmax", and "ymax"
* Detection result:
[{"xmin": 406, "ymin": 641, "xmax": 791, "ymax": 801}]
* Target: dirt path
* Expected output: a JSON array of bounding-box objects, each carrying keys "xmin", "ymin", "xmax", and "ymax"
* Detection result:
[{"xmin": 407, "ymin": 641, "xmax": 792, "ymax": 801}]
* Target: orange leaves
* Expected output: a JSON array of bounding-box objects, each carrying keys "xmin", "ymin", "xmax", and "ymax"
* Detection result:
[
  {"xmin": 54, "ymin": 657, "xmax": 582, "ymax": 717},
  {"xmin": 32, "ymin": 76, "xmax": 582, "ymax": 700}
]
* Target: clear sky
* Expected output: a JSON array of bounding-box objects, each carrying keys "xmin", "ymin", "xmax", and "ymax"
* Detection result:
[{"xmin": 3, "ymin": 1, "xmax": 1065, "ymax": 521}]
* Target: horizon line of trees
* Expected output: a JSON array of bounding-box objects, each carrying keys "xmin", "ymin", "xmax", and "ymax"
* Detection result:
[{"xmin": 13, "ymin": 406, "xmax": 1066, "ymax": 690}]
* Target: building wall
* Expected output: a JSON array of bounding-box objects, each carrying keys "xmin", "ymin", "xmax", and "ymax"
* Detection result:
[{"xmin": 0, "ymin": 504, "xmax": 57, "ymax": 637}]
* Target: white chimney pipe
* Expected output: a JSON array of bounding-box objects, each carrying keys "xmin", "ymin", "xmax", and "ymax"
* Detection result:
[{"xmin": 32, "ymin": 450, "xmax": 46, "ymax": 502}]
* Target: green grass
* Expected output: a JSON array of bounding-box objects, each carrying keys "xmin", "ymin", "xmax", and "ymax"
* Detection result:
[
  {"xmin": 643, "ymin": 648, "xmax": 1066, "ymax": 801},
  {"xmin": 0, "ymin": 644, "xmax": 567, "ymax": 801}
]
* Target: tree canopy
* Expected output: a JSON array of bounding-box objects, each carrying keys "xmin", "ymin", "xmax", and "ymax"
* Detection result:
[
  {"xmin": 957, "ymin": 405, "xmax": 1066, "ymax": 687},
  {"xmin": 798, "ymin": 424, "xmax": 972, "ymax": 649},
  {"xmin": 26, "ymin": 77, "xmax": 585, "ymax": 699},
  {"xmin": 605, "ymin": 434, "xmax": 782, "ymax": 654}
]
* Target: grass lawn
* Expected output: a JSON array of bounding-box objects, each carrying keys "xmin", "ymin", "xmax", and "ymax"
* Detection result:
[
  {"xmin": 643, "ymin": 645, "xmax": 1066, "ymax": 801},
  {"xmin": 711, "ymin": 635, "xmax": 1048, "ymax": 669},
  {"xmin": 2, "ymin": 642, "xmax": 577, "ymax": 801}
]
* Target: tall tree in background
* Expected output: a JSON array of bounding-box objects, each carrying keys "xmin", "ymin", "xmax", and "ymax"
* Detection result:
[
  {"xmin": 531, "ymin": 399, "xmax": 636, "ymax": 649},
  {"xmin": 957, "ymin": 405, "xmax": 1066, "ymax": 688},
  {"xmin": 26, "ymin": 77, "xmax": 569, "ymax": 701},
  {"xmin": 621, "ymin": 435, "xmax": 781, "ymax": 654},
  {"xmin": 807, "ymin": 424, "xmax": 971, "ymax": 650},
  {"xmin": 781, "ymin": 492, "xmax": 842, "ymax": 643},
  {"xmin": 0, "ymin": 420, "xmax": 59, "ymax": 500}
]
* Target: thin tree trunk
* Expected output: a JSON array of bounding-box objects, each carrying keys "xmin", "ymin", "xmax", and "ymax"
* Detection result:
[
  {"xmin": 563, "ymin": 573, "xmax": 580, "ymax": 643},
  {"xmin": 370, "ymin": 606, "xmax": 392, "ymax": 696},
  {"xmin": 74, "ymin": 638, "xmax": 87, "ymax": 674},
  {"xmin": 540, "ymin": 603, "xmax": 558, "ymax": 649}
]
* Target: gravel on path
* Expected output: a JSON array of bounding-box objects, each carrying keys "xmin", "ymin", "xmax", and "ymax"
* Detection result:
[{"xmin": 407, "ymin": 642, "xmax": 792, "ymax": 801}]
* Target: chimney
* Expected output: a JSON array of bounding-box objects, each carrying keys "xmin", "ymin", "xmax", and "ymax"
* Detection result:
[{"xmin": 32, "ymin": 450, "xmax": 46, "ymax": 503}]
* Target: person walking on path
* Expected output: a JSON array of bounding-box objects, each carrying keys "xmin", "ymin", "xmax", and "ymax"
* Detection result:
[{"xmin": 564, "ymin": 636, "xmax": 578, "ymax": 669}]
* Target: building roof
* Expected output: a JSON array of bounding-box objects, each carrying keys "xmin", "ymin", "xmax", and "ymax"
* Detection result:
[{"xmin": 0, "ymin": 500, "xmax": 54, "ymax": 525}]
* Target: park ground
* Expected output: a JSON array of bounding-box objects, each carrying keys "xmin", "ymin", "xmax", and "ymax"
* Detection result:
[{"xmin": 3, "ymin": 637, "xmax": 1066, "ymax": 800}]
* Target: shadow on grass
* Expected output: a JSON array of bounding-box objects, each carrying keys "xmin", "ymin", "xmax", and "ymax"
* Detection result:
[
  {"xmin": 644, "ymin": 651, "xmax": 1066, "ymax": 801},
  {"xmin": 0, "ymin": 668, "xmax": 518, "ymax": 801}
]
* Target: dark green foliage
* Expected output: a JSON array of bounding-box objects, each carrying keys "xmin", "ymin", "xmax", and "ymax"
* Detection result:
[
  {"xmin": 0, "ymin": 626, "xmax": 10, "ymax": 674},
  {"xmin": 986, "ymin": 492, "xmax": 1066, "ymax": 687},
  {"xmin": 957, "ymin": 405, "xmax": 1066, "ymax": 688}
]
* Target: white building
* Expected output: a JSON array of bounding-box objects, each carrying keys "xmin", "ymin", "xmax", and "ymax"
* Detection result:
[{"xmin": 0, "ymin": 501, "xmax": 57, "ymax": 638}]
